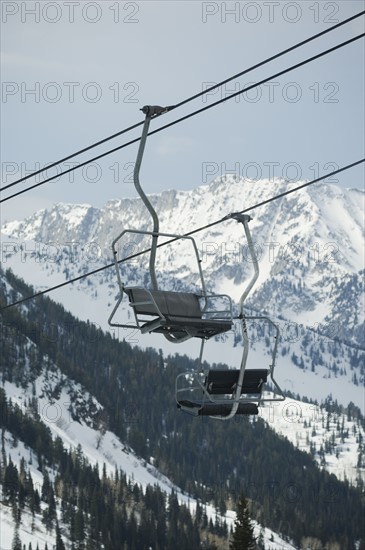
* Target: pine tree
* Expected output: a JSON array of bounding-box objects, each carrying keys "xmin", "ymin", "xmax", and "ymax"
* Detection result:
[
  {"xmin": 42, "ymin": 483, "xmax": 56, "ymax": 531},
  {"xmin": 74, "ymin": 506, "xmax": 85, "ymax": 545},
  {"xmin": 230, "ymin": 494, "xmax": 256, "ymax": 550},
  {"xmin": 4, "ymin": 456, "xmax": 19, "ymax": 501},
  {"xmin": 56, "ymin": 523, "xmax": 66, "ymax": 550},
  {"xmin": 11, "ymin": 525, "xmax": 22, "ymax": 550},
  {"xmin": 41, "ymin": 470, "xmax": 51, "ymax": 503}
]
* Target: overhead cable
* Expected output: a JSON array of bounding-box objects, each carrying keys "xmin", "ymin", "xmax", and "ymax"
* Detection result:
[
  {"xmin": 2, "ymin": 9, "xmax": 363, "ymax": 193},
  {"xmin": 1, "ymin": 31, "xmax": 364, "ymax": 204}
]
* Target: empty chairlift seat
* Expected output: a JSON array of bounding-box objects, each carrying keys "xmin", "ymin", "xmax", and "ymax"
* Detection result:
[
  {"xmin": 176, "ymin": 369, "xmax": 268, "ymax": 417},
  {"xmin": 125, "ymin": 287, "xmax": 233, "ymax": 339}
]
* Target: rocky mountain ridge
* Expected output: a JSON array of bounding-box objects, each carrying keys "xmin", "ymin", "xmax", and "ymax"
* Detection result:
[{"xmin": 2, "ymin": 176, "xmax": 364, "ymax": 350}]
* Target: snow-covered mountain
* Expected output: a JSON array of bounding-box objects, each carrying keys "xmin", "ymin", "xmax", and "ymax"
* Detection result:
[
  {"xmin": 2, "ymin": 176, "xmax": 364, "ymax": 348},
  {"xmin": 1, "ymin": 177, "xmax": 364, "ymax": 413}
]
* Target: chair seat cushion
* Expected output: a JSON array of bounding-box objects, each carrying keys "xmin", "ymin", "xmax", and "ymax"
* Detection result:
[{"xmin": 177, "ymin": 400, "xmax": 259, "ymax": 416}]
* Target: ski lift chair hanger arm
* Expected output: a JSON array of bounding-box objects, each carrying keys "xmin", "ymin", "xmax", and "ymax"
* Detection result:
[
  {"xmin": 134, "ymin": 106, "xmax": 160, "ymax": 290},
  {"xmin": 133, "ymin": 105, "xmax": 175, "ymax": 290},
  {"xmin": 215, "ymin": 213, "xmax": 260, "ymax": 420},
  {"xmin": 176, "ymin": 214, "xmax": 266, "ymax": 420},
  {"xmin": 109, "ymin": 105, "xmax": 234, "ymax": 343}
]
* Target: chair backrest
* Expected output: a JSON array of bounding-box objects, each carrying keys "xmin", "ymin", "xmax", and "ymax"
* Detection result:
[
  {"xmin": 206, "ymin": 369, "xmax": 268, "ymax": 395},
  {"xmin": 126, "ymin": 288, "xmax": 202, "ymax": 318},
  {"xmin": 241, "ymin": 369, "xmax": 268, "ymax": 393},
  {"xmin": 206, "ymin": 370, "xmax": 239, "ymax": 394}
]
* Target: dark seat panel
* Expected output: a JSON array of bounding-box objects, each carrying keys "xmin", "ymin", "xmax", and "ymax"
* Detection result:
[
  {"xmin": 206, "ymin": 369, "xmax": 268, "ymax": 395},
  {"xmin": 141, "ymin": 319, "xmax": 232, "ymax": 339},
  {"xmin": 242, "ymin": 369, "xmax": 268, "ymax": 393},
  {"xmin": 159, "ymin": 316, "xmax": 232, "ymax": 327},
  {"xmin": 125, "ymin": 287, "xmax": 201, "ymax": 318},
  {"xmin": 177, "ymin": 400, "xmax": 258, "ymax": 416},
  {"xmin": 163, "ymin": 292, "xmax": 201, "ymax": 318}
]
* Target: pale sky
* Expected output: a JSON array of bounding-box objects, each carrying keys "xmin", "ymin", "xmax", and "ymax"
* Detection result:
[{"xmin": 1, "ymin": 0, "xmax": 364, "ymax": 223}]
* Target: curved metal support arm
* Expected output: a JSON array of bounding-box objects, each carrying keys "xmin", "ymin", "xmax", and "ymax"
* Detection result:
[
  {"xmin": 133, "ymin": 106, "xmax": 173, "ymax": 290},
  {"xmin": 213, "ymin": 213, "xmax": 260, "ymax": 420},
  {"xmin": 211, "ymin": 317, "xmax": 249, "ymax": 421},
  {"xmin": 230, "ymin": 213, "xmax": 260, "ymax": 316},
  {"xmin": 133, "ymin": 110, "xmax": 159, "ymax": 289}
]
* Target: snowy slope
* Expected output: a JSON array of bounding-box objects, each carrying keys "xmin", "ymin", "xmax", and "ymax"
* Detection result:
[
  {"xmin": 0, "ymin": 498, "xmax": 296, "ymax": 550},
  {"xmin": 0, "ymin": 373, "xmax": 297, "ymax": 550},
  {"xmin": 0, "ymin": 429, "xmax": 72, "ymax": 549},
  {"xmin": 260, "ymin": 397, "xmax": 365, "ymax": 485},
  {"xmin": 1, "ymin": 361, "xmax": 363, "ymax": 548},
  {"xmin": 0, "ymin": 501, "xmax": 68, "ymax": 550}
]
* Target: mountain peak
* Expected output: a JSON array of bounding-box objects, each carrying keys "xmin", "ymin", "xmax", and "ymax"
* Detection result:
[{"xmin": 1, "ymin": 177, "xmax": 364, "ymax": 350}]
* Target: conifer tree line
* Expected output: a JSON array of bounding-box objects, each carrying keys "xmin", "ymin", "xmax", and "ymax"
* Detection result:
[{"xmin": 1, "ymin": 268, "xmax": 365, "ymax": 548}]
